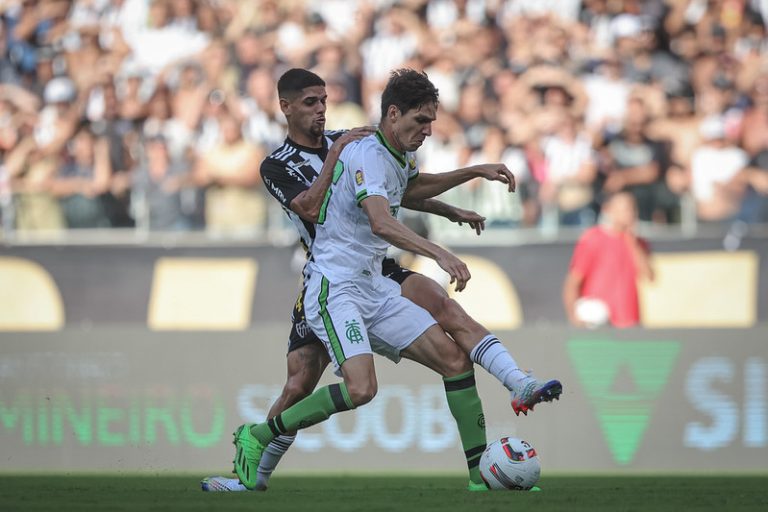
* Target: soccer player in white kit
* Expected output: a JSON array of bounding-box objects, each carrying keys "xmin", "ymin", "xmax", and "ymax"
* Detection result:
[{"xmin": 232, "ymin": 69, "xmax": 562, "ymax": 491}]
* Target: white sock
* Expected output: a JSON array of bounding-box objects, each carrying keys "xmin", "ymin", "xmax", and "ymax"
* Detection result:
[
  {"xmin": 255, "ymin": 434, "xmax": 295, "ymax": 489},
  {"xmin": 469, "ymin": 335, "xmax": 527, "ymax": 392}
]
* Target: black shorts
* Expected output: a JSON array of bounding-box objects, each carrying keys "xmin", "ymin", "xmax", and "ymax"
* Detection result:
[{"xmin": 287, "ymin": 258, "xmax": 417, "ymax": 353}]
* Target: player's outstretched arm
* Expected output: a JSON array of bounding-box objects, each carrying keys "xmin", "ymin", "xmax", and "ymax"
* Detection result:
[
  {"xmin": 362, "ymin": 195, "xmax": 471, "ymax": 291},
  {"xmin": 401, "ymin": 196, "xmax": 486, "ymax": 235},
  {"xmin": 289, "ymin": 126, "xmax": 375, "ymax": 222},
  {"xmin": 403, "ymin": 163, "xmax": 516, "ymax": 201}
]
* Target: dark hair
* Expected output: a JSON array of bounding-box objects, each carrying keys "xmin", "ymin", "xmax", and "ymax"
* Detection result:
[
  {"xmin": 380, "ymin": 69, "xmax": 439, "ymax": 120},
  {"xmin": 277, "ymin": 68, "xmax": 325, "ymax": 99}
]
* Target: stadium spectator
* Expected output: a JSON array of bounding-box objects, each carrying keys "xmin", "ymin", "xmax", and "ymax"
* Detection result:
[
  {"xmin": 599, "ymin": 96, "xmax": 664, "ymax": 221},
  {"xmin": 737, "ymin": 148, "xmax": 768, "ymax": 224},
  {"xmin": 131, "ymin": 134, "xmax": 191, "ymax": 231},
  {"xmin": 740, "ymin": 75, "xmax": 768, "ymax": 157},
  {"xmin": 115, "ymin": 63, "xmax": 148, "ymax": 122},
  {"xmin": 84, "ymin": 77, "xmax": 137, "ymax": 228},
  {"xmin": 323, "ymin": 73, "xmax": 368, "ymax": 131},
  {"xmin": 562, "ymin": 191, "xmax": 654, "ymax": 328},
  {"xmin": 241, "ymin": 67, "xmax": 286, "ymax": 152},
  {"xmin": 142, "ymin": 81, "xmax": 195, "ymax": 166},
  {"xmin": 464, "ymin": 126, "xmax": 528, "ymax": 227},
  {"xmin": 49, "ymin": 124, "xmax": 112, "ymax": 228},
  {"xmin": 582, "ymin": 54, "xmax": 631, "ymax": 136},
  {"xmin": 3, "ymin": 112, "xmax": 65, "ymax": 231},
  {"xmin": 689, "ymin": 115, "xmax": 749, "ymax": 223},
  {"xmin": 539, "ymin": 113, "xmax": 598, "ymax": 226},
  {"xmin": 1, "ymin": 0, "xmax": 767, "ymax": 234},
  {"xmin": 193, "ymin": 109, "xmax": 264, "ymax": 236}
]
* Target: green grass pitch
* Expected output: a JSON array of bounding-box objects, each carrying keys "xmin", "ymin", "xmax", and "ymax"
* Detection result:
[{"xmin": 1, "ymin": 475, "xmax": 766, "ymax": 512}]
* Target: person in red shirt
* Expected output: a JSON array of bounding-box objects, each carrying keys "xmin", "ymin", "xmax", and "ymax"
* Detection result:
[{"xmin": 563, "ymin": 192, "xmax": 654, "ymax": 328}]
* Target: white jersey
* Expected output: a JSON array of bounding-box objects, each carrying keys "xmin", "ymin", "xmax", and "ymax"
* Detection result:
[{"xmin": 308, "ymin": 131, "xmax": 419, "ymax": 282}]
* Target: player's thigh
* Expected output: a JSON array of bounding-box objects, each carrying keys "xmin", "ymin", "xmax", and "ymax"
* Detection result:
[
  {"xmin": 367, "ymin": 283, "xmax": 469, "ymax": 376},
  {"xmin": 367, "ymin": 280, "xmax": 437, "ymax": 354},
  {"xmin": 398, "ymin": 272, "xmax": 449, "ymax": 317},
  {"xmin": 400, "ymin": 324, "xmax": 472, "ymax": 378},
  {"xmin": 399, "ymin": 273, "xmax": 484, "ymax": 340},
  {"xmin": 304, "ymin": 274, "xmax": 374, "ymax": 372}
]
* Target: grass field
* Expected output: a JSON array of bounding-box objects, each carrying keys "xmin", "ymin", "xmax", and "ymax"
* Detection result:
[{"xmin": 1, "ymin": 475, "xmax": 766, "ymax": 512}]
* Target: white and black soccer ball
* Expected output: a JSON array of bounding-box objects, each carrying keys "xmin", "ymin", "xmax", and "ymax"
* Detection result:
[{"xmin": 478, "ymin": 437, "xmax": 541, "ymax": 490}]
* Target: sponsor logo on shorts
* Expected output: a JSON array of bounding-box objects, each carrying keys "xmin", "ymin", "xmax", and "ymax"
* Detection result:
[{"xmin": 345, "ymin": 320, "xmax": 364, "ymax": 344}]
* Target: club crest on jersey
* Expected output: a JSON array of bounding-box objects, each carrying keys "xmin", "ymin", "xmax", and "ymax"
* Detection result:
[{"xmin": 355, "ymin": 170, "xmax": 364, "ymax": 186}]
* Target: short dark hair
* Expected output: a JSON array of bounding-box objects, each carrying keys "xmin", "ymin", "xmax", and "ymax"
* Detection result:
[
  {"xmin": 277, "ymin": 68, "xmax": 325, "ymax": 99},
  {"xmin": 380, "ymin": 69, "xmax": 439, "ymax": 120}
]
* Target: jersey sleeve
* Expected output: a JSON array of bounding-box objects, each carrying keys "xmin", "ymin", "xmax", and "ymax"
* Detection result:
[
  {"xmin": 346, "ymin": 144, "xmax": 389, "ymax": 206},
  {"xmin": 325, "ymin": 129, "xmax": 347, "ymax": 143},
  {"xmin": 260, "ymin": 158, "xmax": 307, "ymax": 209}
]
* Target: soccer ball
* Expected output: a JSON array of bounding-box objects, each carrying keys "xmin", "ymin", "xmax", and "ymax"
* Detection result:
[
  {"xmin": 478, "ymin": 437, "xmax": 541, "ymax": 490},
  {"xmin": 575, "ymin": 297, "xmax": 610, "ymax": 328}
]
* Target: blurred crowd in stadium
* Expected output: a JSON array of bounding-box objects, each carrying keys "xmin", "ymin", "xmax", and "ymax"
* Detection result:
[{"xmin": 1, "ymin": 0, "xmax": 768, "ymax": 235}]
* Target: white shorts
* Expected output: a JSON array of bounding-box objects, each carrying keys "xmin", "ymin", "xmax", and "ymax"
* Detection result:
[{"xmin": 304, "ymin": 272, "xmax": 437, "ymax": 375}]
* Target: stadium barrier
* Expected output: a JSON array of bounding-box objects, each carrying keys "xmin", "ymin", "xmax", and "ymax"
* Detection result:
[
  {"xmin": 1, "ymin": 325, "xmax": 765, "ymax": 473},
  {"xmin": 0, "ymin": 238, "xmax": 766, "ymax": 473}
]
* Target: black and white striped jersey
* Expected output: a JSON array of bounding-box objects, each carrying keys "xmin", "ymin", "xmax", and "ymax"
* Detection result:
[{"xmin": 260, "ymin": 131, "xmax": 345, "ymax": 252}]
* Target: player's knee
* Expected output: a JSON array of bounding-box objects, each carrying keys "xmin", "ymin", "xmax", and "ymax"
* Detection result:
[
  {"xmin": 346, "ymin": 380, "xmax": 377, "ymax": 407},
  {"xmin": 282, "ymin": 377, "xmax": 315, "ymax": 405}
]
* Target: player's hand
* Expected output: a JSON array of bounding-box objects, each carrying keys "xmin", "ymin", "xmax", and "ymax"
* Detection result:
[
  {"xmin": 435, "ymin": 249, "xmax": 471, "ymax": 292},
  {"xmin": 473, "ymin": 164, "xmax": 516, "ymax": 192},
  {"xmin": 447, "ymin": 207, "xmax": 486, "ymax": 235},
  {"xmin": 332, "ymin": 126, "xmax": 376, "ymax": 151}
]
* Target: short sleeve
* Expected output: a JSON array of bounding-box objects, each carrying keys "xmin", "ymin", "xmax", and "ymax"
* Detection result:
[
  {"xmin": 260, "ymin": 158, "xmax": 307, "ymax": 208},
  {"xmin": 345, "ymin": 144, "xmax": 389, "ymax": 206}
]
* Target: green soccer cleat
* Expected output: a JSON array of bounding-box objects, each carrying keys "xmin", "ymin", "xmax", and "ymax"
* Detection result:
[{"xmin": 232, "ymin": 424, "xmax": 266, "ymax": 490}]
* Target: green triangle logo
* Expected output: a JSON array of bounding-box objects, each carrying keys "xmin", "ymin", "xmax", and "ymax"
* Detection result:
[{"xmin": 567, "ymin": 339, "xmax": 680, "ymax": 465}]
